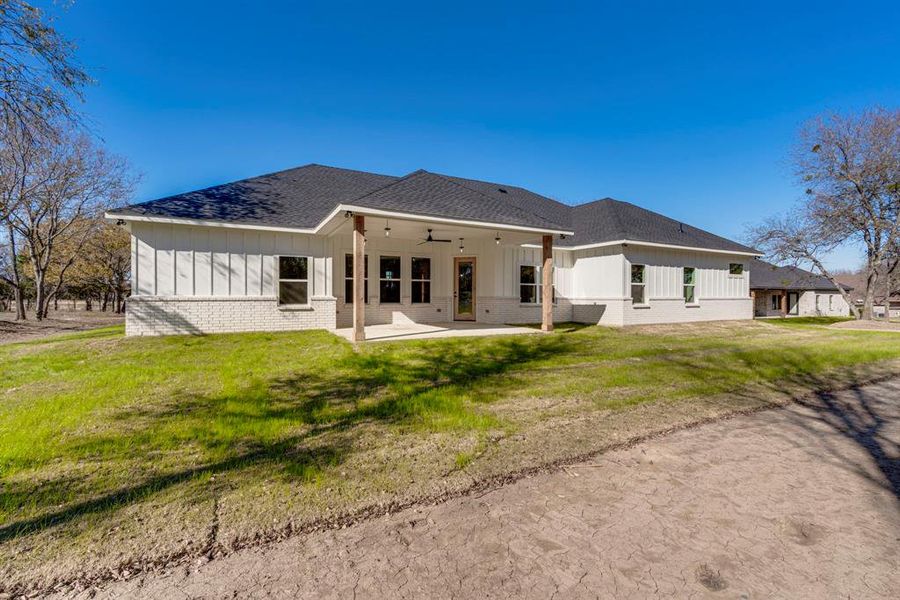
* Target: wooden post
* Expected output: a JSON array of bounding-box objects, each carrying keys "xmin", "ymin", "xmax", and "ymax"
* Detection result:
[
  {"xmin": 352, "ymin": 215, "xmax": 366, "ymax": 342},
  {"xmin": 541, "ymin": 234, "xmax": 553, "ymax": 332}
]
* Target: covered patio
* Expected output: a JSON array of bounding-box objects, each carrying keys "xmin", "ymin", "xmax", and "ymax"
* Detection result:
[
  {"xmin": 333, "ymin": 321, "xmax": 539, "ymax": 342},
  {"xmin": 326, "ymin": 207, "xmax": 566, "ymax": 342}
]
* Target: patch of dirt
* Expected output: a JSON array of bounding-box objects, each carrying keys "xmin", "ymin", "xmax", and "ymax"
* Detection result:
[
  {"xmin": 0, "ymin": 311, "xmax": 123, "ymax": 344},
  {"xmin": 54, "ymin": 378, "xmax": 900, "ymax": 599},
  {"xmin": 6, "ymin": 364, "xmax": 900, "ymax": 598},
  {"xmin": 830, "ymin": 319, "xmax": 900, "ymax": 332}
]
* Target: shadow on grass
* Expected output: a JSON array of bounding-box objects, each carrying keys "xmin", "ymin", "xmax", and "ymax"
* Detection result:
[
  {"xmin": 654, "ymin": 347, "xmax": 900, "ymax": 502},
  {"xmin": 0, "ymin": 332, "xmax": 573, "ymax": 542}
]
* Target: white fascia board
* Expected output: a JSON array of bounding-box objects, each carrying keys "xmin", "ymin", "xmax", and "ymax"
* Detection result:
[
  {"xmin": 103, "ymin": 212, "xmax": 320, "ymax": 234},
  {"xmin": 106, "ymin": 204, "xmax": 575, "ymax": 237},
  {"xmin": 521, "ymin": 238, "xmax": 762, "ymax": 257},
  {"xmin": 337, "ymin": 205, "xmax": 574, "ymax": 236}
]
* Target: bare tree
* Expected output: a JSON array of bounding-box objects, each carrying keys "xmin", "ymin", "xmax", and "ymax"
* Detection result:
[
  {"xmin": 750, "ymin": 107, "xmax": 900, "ymax": 320},
  {"xmin": 6, "ymin": 124, "xmax": 131, "ymax": 319},
  {"xmin": 0, "ymin": 1, "xmax": 90, "ymax": 133}
]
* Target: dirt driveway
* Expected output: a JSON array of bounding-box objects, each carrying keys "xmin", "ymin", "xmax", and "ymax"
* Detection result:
[{"xmin": 65, "ymin": 380, "xmax": 900, "ymax": 599}]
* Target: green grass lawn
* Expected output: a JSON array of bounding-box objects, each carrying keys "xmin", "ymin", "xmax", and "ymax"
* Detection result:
[{"xmin": 2, "ymin": 318, "xmax": 899, "ymax": 592}]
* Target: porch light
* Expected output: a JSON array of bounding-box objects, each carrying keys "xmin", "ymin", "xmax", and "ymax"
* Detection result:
[
  {"xmin": 495, "ymin": 232, "xmax": 501, "ymax": 245},
  {"xmin": 384, "ymin": 220, "xmax": 391, "ymax": 237},
  {"xmin": 459, "ymin": 238, "xmax": 464, "ymax": 253}
]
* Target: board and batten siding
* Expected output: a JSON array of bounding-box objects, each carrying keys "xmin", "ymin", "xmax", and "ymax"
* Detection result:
[
  {"xmin": 622, "ymin": 246, "xmax": 750, "ymax": 300},
  {"xmin": 130, "ymin": 222, "xmax": 333, "ymax": 299}
]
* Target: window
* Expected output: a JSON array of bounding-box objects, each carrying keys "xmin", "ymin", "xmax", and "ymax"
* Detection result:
[
  {"xmin": 520, "ymin": 265, "xmax": 538, "ymax": 304},
  {"xmin": 829, "ymin": 295, "xmax": 834, "ymax": 310},
  {"xmin": 729, "ymin": 263, "xmax": 744, "ymax": 276},
  {"xmin": 278, "ymin": 256, "xmax": 309, "ymax": 305},
  {"xmin": 683, "ymin": 267, "xmax": 696, "ymax": 303},
  {"xmin": 772, "ymin": 294, "xmax": 781, "ymax": 311},
  {"xmin": 519, "ymin": 265, "xmax": 556, "ymax": 304},
  {"xmin": 344, "ymin": 254, "xmax": 368, "ymax": 304},
  {"xmin": 815, "ymin": 294, "xmax": 823, "ymax": 312},
  {"xmin": 631, "ymin": 264, "xmax": 646, "ymax": 304},
  {"xmin": 379, "ymin": 256, "xmax": 401, "ymax": 303},
  {"xmin": 411, "ymin": 257, "xmax": 431, "ymax": 304}
]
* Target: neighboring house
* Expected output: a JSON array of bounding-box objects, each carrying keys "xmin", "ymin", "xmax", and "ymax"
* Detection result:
[
  {"xmin": 106, "ymin": 164, "xmax": 761, "ymax": 338},
  {"xmin": 750, "ymin": 260, "xmax": 851, "ymax": 317},
  {"xmin": 859, "ymin": 297, "xmax": 900, "ymax": 319}
]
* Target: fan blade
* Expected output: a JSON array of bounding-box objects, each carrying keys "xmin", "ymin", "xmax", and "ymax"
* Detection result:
[
  {"xmin": 433, "ymin": 239, "xmax": 453, "ymax": 243},
  {"xmin": 417, "ymin": 240, "xmax": 428, "ymax": 245}
]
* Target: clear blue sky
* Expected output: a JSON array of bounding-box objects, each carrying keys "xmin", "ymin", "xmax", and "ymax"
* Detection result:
[{"xmin": 53, "ymin": 1, "xmax": 899, "ymax": 270}]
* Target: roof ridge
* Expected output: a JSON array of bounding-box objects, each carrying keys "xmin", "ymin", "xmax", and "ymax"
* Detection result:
[
  {"xmin": 427, "ymin": 171, "xmax": 570, "ymax": 230},
  {"xmin": 344, "ymin": 168, "xmax": 430, "ymax": 206}
]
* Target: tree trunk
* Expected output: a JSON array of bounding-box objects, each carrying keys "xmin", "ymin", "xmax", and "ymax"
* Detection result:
[
  {"xmin": 861, "ymin": 271, "xmax": 878, "ymax": 320},
  {"xmin": 13, "ymin": 285, "xmax": 26, "ymax": 320},
  {"xmin": 33, "ymin": 271, "xmax": 45, "ymax": 321},
  {"xmin": 85, "ymin": 297, "xmax": 92, "ymax": 311}
]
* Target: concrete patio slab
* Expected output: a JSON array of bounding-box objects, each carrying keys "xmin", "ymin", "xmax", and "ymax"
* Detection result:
[{"xmin": 334, "ymin": 321, "xmax": 540, "ymax": 342}]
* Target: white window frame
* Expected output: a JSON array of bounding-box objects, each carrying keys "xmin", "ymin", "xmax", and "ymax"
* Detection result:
[
  {"xmin": 683, "ymin": 267, "xmax": 697, "ymax": 304},
  {"xmin": 379, "ymin": 255, "xmax": 402, "ymax": 304},
  {"xmin": 277, "ymin": 255, "xmax": 311, "ymax": 306},
  {"xmin": 519, "ymin": 264, "xmax": 556, "ymax": 305},
  {"xmin": 344, "ymin": 253, "xmax": 369, "ymax": 304},
  {"xmin": 772, "ymin": 294, "xmax": 781, "ymax": 311},
  {"xmin": 829, "ymin": 295, "xmax": 834, "ymax": 310},
  {"xmin": 631, "ymin": 264, "xmax": 647, "ymax": 305},
  {"xmin": 411, "ymin": 256, "xmax": 431, "ymax": 304}
]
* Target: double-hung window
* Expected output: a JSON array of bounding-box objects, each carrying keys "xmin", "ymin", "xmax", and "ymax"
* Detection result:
[
  {"xmin": 278, "ymin": 256, "xmax": 309, "ymax": 305},
  {"xmin": 773, "ymin": 294, "xmax": 782, "ymax": 311},
  {"xmin": 631, "ymin": 264, "xmax": 646, "ymax": 304},
  {"xmin": 519, "ymin": 265, "xmax": 556, "ymax": 304},
  {"xmin": 379, "ymin": 256, "xmax": 401, "ymax": 303},
  {"xmin": 411, "ymin": 257, "xmax": 431, "ymax": 304},
  {"xmin": 344, "ymin": 254, "xmax": 368, "ymax": 304},
  {"xmin": 520, "ymin": 265, "xmax": 538, "ymax": 304},
  {"xmin": 683, "ymin": 267, "xmax": 696, "ymax": 303}
]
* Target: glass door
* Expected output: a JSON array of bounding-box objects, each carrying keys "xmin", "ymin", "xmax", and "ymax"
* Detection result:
[{"xmin": 454, "ymin": 257, "xmax": 476, "ymax": 321}]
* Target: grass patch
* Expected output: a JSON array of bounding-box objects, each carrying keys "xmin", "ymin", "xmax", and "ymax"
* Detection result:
[{"xmin": 1, "ymin": 319, "xmax": 899, "ymax": 592}]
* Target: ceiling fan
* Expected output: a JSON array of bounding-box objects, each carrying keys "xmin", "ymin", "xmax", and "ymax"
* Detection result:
[{"xmin": 417, "ymin": 228, "xmax": 453, "ymax": 245}]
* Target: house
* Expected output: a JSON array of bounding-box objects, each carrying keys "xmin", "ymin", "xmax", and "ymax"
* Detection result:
[
  {"xmin": 106, "ymin": 164, "xmax": 763, "ymax": 338},
  {"xmin": 750, "ymin": 260, "xmax": 851, "ymax": 317}
]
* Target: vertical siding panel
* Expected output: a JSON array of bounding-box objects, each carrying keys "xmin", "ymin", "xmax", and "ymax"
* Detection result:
[
  {"xmin": 155, "ymin": 224, "xmax": 175, "ymax": 296},
  {"xmin": 211, "ymin": 229, "xmax": 229, "ymax": 296},
  {"xmin": 193, "ymin": 227, "xmax": 212, "ymax": 296},
  {"xmin": 245, "ymin": 231, "xmax": 261, "ymax": 296},
  {"xmin": 228, "ymin": 230, "xmax": 246, "ymax": 296},
  {"xmin": 136, "ymin": 227, "xmax": 155, "ymax": 295},
  {"xmin": 174, "ymin": 226, "xmax": 193, "ymax": 295},
  {"xmin": 262, "ymin": 233, "xmax": 276, "ymax": 295}
]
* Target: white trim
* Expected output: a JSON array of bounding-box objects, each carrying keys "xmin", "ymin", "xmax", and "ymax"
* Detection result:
[
  {"xmin": 106, "ymin": 203, "xmax": 574, "ymax": 237},
  {"xmin": 338, "ymin": 205, "xmax": 574, "ymax": 236},
  {"xmin": 522, "ymin": 239, "xmax": 762, "ymax": 257}
]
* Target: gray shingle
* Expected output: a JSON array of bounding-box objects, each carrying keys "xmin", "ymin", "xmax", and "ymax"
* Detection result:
[
  {"xmin": 112, "ymin": 163, "xmax": 758, "ymax": 254},
  {"xmin": 560, "ymin": 198, "xmax": 758, "ymax": 254},
  {"xmin": 750, "ymin": 260, "xmax": 846, "ymax": 291}
]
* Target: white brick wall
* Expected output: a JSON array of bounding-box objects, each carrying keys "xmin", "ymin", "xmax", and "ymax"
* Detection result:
[
  {"xmin": 622, "ymin": 298, "xmax": 753, "ymax": 326},
  {"xmin": 478, "ymin": 297, "xmax": 574, "ymax": 324},
  {"xmin": 126, "ymin": 296, "xmax": 337, "ymax": 336},
  {"xmin": 335, "ymin": 297, "xmax": 452, "ymax": 328}
]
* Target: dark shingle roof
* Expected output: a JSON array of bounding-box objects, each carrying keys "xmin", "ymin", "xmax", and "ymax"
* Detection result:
[
  {"xmin": 560, "ymin": 198, "xmax": 758, "ymax": 254},
  {"xmin": 750, "ymin": 260, "xmax": 846, "ymax": 291},
  {"xmin": 112, "ymin": 163, "xmax": 758, "ymax": 254},
  {"xmin": 113, "ymin": 164, "xmax": 399, "ymax": 229}
]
